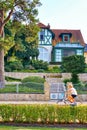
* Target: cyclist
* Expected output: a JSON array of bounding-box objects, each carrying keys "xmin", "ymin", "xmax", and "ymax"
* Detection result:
[{"xmin": 66, "ymin": 82, "xmax": 77, "ymax": 105}]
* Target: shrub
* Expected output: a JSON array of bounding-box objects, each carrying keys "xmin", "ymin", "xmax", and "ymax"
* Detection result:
[
  {"xmin": 21, "ymin": 76, "xmax": 45, "ymax": 83},
  {"xmin": 37, "ymin": 69, "xmax": 45, "ymax": 72},
  {"xmin": 5, "ymin": 65, "xmax": 12, "ymax": 72},
  {"xmin": 24, "ymin": 65, "xmax": 35, "ymax": 70},
  {"xmin": 63, "ymin": 79, "xmax": 71, "ymax": 85},
  {"xmin": 85, "ymin": 64, "xmax": 87, "ymax": 72},
  {"xmin": 5, "ymin": 76, "xmax": 21, "ymax": 82},
  {"xmin": 21, "ymin": 77, "xmax": 45, "ymax": 93},
  {"xmin": 61, "ymin": 55, "xmax": 85, "ymax": 73},
  {"xmin": 0, "ymin": 104, "xmax": 87, "ymax": 124},
  {"xmin": 48, "ymin": 65, "xmax": 61, "ymax": 73},
  {"xmin": 32, "ymin": 60, "xmax": 48, "ymax": 70},
  {"xmin": 71, "ymin": 73, "xmax": 80, "ymax": 84},
  {"xmin": 7, "ymin": 61, "xmax": 24, "ymax": 71}
]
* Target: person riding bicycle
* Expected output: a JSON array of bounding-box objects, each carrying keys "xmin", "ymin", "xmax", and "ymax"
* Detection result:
[{"xmin": 66, "ymin": 82, "xmax": 77, "ymax": 104}]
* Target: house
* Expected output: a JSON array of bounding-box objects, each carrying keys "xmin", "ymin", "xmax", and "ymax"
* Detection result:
[
  {"xmin": 84, "ymin": 44, "xmax": 87, "ymax": 64},
  {"xmin": 38, "ymin": 22, "xmax": 85, "ymax": 63},
  {"xmin": 38, "ymin": 22, "xmax": 54, "ymax": 63}
]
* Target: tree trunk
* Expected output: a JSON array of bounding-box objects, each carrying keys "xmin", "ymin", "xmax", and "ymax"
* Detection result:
[
  {"xmin": 0, "ymin": 10, "xmax": 5, "ymax": 88},
  {"xmin": 0, "ymin": 49, "xmax": 5, "ymax": 88}
]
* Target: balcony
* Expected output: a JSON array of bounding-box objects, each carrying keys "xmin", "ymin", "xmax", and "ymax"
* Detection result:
[{"xmin": 55, "ymin": 42, "xmax": 84, "ymax": 48}]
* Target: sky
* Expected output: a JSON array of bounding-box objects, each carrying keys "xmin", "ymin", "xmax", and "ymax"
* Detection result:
[{"xmin": 37, "ymin": 0, "xmax": 87, "ymax": 43}]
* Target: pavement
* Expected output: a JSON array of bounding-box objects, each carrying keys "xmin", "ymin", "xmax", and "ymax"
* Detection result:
[{"xmin": 0, "ymin": 100, "xmax": 87, "ymax": 105}]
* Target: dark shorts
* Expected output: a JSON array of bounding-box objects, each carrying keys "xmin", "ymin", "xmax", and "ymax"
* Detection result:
[{"xmin": 71, "ymin": 94, "xmax": 77, "ymax": 98}]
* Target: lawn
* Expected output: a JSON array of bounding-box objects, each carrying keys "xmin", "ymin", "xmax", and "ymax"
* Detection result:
[
  {"xmin": 0, "ymin": 126, "xmax": 86, "ymax": 130},
  {"xmin": 0, "ymin": 83, "xmax": 86, "ymax": 94},
  {"xmin": 0, "ymin": 83, "xmax": 44, "ymax": 93}
]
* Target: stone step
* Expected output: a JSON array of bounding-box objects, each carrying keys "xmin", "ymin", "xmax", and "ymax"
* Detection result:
[{"xmin": 46, "ymin": 78, "xmax": 63, "ymax": 84}]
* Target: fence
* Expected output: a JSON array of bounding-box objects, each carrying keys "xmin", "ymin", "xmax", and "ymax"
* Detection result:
[
  {"xmin": 3, "ymin": 82, "xmax": 44, "ymax": 94},
  {"xmin": 0, "ymin": 82, "xmax": 50, "ymax": 101},
  {"xmin": 0, "ymin": 78, "xmax": 87, "ymax": 101}
]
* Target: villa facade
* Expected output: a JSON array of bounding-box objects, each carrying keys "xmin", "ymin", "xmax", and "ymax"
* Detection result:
[{"xmin": 38, "ymin": 22, "xmax": 85, "ymax": 64}]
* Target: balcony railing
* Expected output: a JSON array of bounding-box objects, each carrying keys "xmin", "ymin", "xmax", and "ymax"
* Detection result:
[{"xmin": 55, "ymin": 42, "xmax": 84, "ymax": 48}]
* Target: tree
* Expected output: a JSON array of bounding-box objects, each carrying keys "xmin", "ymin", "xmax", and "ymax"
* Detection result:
[
  {"xmin": 5, "ymin": 23, "xmax": 39, "ymax": 68},
  {"xmin": 61, "ymin": 55, "xmax": 86, "ymax": 83},
  {"xmin": 0, "ymin": 0, "xmax": 41, "ymax": 87},
  {"xmin": 14, "ymin": 23, "xmax": 39, "ymax": 61}
]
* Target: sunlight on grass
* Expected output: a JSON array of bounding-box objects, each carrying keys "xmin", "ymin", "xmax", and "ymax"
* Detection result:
[{"xmin": 0, "ymin": 126, "xmax": 86, "ymax": 130}]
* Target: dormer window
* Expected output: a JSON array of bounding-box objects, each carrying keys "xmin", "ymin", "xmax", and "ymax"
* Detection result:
[
  {"xmin": 59, "ymin": 33, "xmax": 72, "ymax": 43},
  {"xmin": 63, "ymin": 35, "xmax": 70, "ymax": 42}
]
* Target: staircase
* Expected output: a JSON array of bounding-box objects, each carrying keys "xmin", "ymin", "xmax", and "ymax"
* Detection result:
[
  {"xmin": 46, "ymin": 78, "xmax": 63, "ymax": 85},
  {"xmin": 45, "ymin": 73, "xmax": 63, "ymax": 85}
]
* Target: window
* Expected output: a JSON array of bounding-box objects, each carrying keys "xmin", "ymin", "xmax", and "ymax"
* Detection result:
[
  {"xmin": 39, "ymin": 30, "xmax": 45, "ymax": 41},
  {"xmin": 63, "ymin": 35, "xmax": 70, "ymax": 42},
  {"xmin": 40, "ymin": 34, "xmax": 44, "ymax": 40},
  {"xmin": 63, "ymin": 50, "xmax": 75, "ymax": 57},
  {"xmin": 64, "ymin": 36, "xmax": 68, "ymax": 41},
  {"xmin": 55, "ymin": 49, "xmax": 62, "ymax": 62},
  {"xmin": 38, "ymin": 47, "xmax": 48, "ymax": 61},
  {"xmin": 77, "ymin": 50, "xmax": 83, "ymax": 55}
]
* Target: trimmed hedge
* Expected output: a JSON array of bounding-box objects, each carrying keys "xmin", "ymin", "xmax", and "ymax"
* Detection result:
[
  {"xmin": 21, "ymin": 76, "xmax": 45, "ymax": 83},
  {"xmin": 0, "ymin": 104, "xmax": 87, "ymax": 124}
]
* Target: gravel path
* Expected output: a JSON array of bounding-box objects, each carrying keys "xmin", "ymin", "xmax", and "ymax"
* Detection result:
[{"xmin": 0, "ymin": 101, "xmax": 87, "ymax": 105}]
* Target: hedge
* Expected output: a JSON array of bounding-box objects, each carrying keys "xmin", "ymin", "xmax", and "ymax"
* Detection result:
[{"xmin": 0, "ymin": 104, "xmax": 87, "ymax": 124}]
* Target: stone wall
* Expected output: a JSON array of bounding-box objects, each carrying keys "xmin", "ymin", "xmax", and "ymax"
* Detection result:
[
  {"xmin": 5, "ymin": 72, "xmax": 45, "ymax": 79},
  {"xmin": 76, "ymin": 94, "xmax": 87, "ymax": 102},
  {"xmin": 5, "ymin": 72, "xmax": 87, "ymax": 82},
  {"xmin": 0, "ymin": 81, "xmax": 87, "ymax": 101},
  {"xmin": 3, "ymin": 72, "xmax": 87, "ymax": 101}
]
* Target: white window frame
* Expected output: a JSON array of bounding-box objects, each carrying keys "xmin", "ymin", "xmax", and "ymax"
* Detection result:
[
  {"xmin": 38, "ymin": 47, "xmax": 48, "ymax": 62},
  {"xmin": 55, "ymin": 49, "xmax": 62, "ymax": 62},
  {"xmin": 76, "ymin": 49, "xmax": 83, "ymax": 55}
]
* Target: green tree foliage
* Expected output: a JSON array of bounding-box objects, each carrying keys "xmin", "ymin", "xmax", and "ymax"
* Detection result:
[
  {"xmin": 0, "ymin": 0, "xmax": 41, "ymax": 87},
  {"xmin": 61, "ymin": 55, "xmax": 85, "ymax": 73},
  {"xmin": 14, "ymin": 24, "xmax": 39, "ymax": 60},
  {"xmin": 21, "ymin": 76, "xmax": 45, "ymax": 83},
  {"xmin": 5, "ymin": 23, "xmax": 39, "ymax": 68},
  {"xmin": 61, "ymin": 55, "xmax": 86, "ymax": 83},
  {"xmin": 2, "ymin": 22, "xmax": 15, "ymax": 55},
  {"xmin": 32, "ymin": 60, "xmax": 49, "ymax": 70}
]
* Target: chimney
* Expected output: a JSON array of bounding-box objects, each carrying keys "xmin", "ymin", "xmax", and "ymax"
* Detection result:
[{"xmin": 47, "ymin": 23, "xmax": 50, "ymax": 28}]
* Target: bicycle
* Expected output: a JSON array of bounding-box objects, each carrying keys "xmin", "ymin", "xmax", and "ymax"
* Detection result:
[{"xmin": 56, "ymin": 92, "xmax": 82, "ymax": 106}]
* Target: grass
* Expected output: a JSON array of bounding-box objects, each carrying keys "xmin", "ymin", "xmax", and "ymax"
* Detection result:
[
  {"xmin": 3, "ymin": 76, "xmax": 87, "ymax": 94},
  {"xmin": 0, "ymin": 84, "xmax": 86, "ymax": 94},
  {"xmin": 0, "ymin": 126, "xmax": 86, "ymax": 130},
  {"xmin": 0, "ymin": 83, "xmax": 44, "ymax": 93},
  {"xmin": 5, "ymin": 76, "xmax": 21, "ymax": 82}
]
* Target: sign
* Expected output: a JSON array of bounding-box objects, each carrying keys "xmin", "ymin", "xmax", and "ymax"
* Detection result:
[{"xmin": 50, "ymin": 83, "xmax": 66, "ymax": 100}]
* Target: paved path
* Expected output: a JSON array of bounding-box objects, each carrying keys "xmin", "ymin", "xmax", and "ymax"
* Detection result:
[{"xmin": 0, "ymin": 101, "xmax": 87, "ymax": 105}]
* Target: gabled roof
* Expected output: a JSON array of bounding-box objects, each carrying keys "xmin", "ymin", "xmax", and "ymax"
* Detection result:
[
  {"xmin": 38, "ymin": 22, "xmax": 55, "ymax": 38},
  {"xmin": 38, "ymin": 22, "xmax": 50, "ymax": 29},
  {"xmin": 52, "ymin": 29, "xmax": 85, "ymax": 46},
  {"xmin": 38, "ymin": 22, "xmax": 85, "ymax": 46}
]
